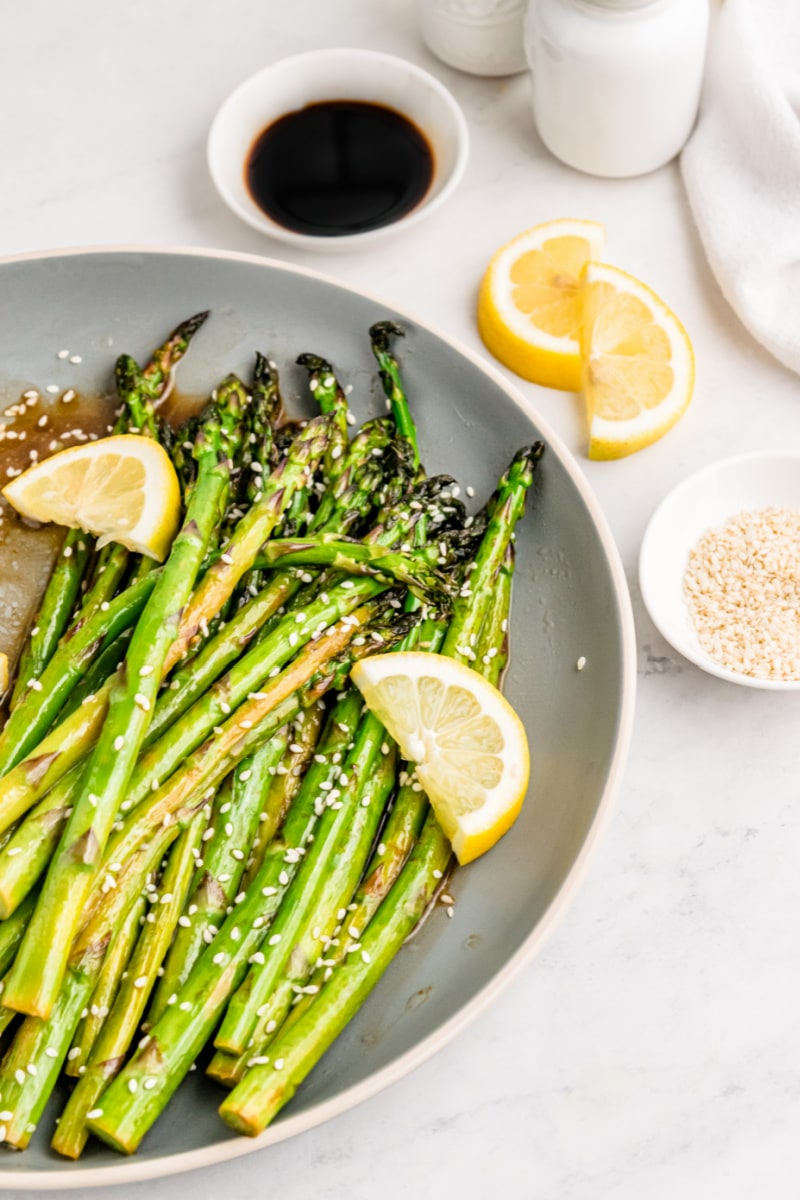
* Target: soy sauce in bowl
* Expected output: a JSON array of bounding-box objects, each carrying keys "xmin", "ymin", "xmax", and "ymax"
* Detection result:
[{"xmin": 245, "ymin": 100, "xmax": 434, "ymax": 238}]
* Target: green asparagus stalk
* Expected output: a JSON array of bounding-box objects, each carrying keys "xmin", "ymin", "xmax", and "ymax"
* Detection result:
[
  {"xmin": 279, "ymin": 621, "xmax": 447, "ymax": 1037},
  {"xmin": 238, "ymin": 703, "xmax": 326, "ymax": 893},
  {"xmin": 0, "ymin": 443, "xmax": 441, "ymax": 816},
  {"xmin": 10, "ymin": 531, "xmax": 94, "ymax": 709},
  {"xmin": 369, "ymin": 321, "xmax": 420, "ymax": 472},
  {"xmin": 0, "ymin": 893, "xmax": 36, "ymax": 976},
  {"xmin": 307, "ymin": 417, "xmax": 394, "ymax": 535},
  {"xmin": 84, "ymin": 690, "xmax": 365, "ymax": 1152},
  {"xmin": 476, "ymin": 543, "xmax": 513, "ymax": 684},
  {"xmin": 145, "ymin": 571, "xmax": 304, "ymax": 746},
  {"xmin": 98, "ymin": 598, "xmax": 392, "ymax": 882},
  {"xmin": 58, "ymin": 628, "xmax": 132, "ymax": 719},
  {"xmin": 8, "ymin": 414, "xmax": 332, "ymax": 782},
  {"xmin": 146, "ymin": 733, "xmax": 288, "ymax": 1025},
  {"xmin": 148, "ymin": 421, "xmax": 392, "ymax": 740},
  {"xmin": 218, "ymin": 807, "xmax": 451, "ymax": 1136},
  {"xmin": 64, "ymin": 892, "xmax": 146, "ymax": 1078},
  {"xmin": 121, "ymin": 576, "xmax": 389, "ymax": 819},
  {"xmin": 296, "ymin": 353, "xmax": 350, "ymax": 488},
  {"xmin": 3, "ymin": 394, "xmax": 241, "ymax": 1019},
  {"xmin": 163, "ymin": 415, "xmax": 332, "ymax": 673},
  {"xmin": 214, "ymin": 481, "xmax": 527, "ymax": 1136},
  {"xmin": 0, "ymin": 828, "xmax": 173, "ymax": 1149},
  {"xmin": 214, "ymin": 710, "xmax": 391, "ymax": 1056},
  {"xmin": 0, "ymin": 571, "xmax": 159, "ymax": 780},
  {"xmin": 75, "ymin": 311, "xmax": 209, "ymax": 622},
  {"xmin": 248, "ymin": 351, "xmax": 283, "ymax": 469},
  {"xmin": 0, "ymin": 602, "xmax": 397, "ymax": 928},
  {"xmin": 440, "ymin": 444, "xmax": 543, "ymax": 662},
  {"xmin": 51, "ymin": 807, "xmax": 209, "ymax": 1158},
  {"xmin": 133, "ymin": 310, "xmax": 210, "ymax": 409},
  {"xmin": 0, "ymin": 697, "xmax": 107, "ymax": 839},
  {"xmin": 0, "ymin": 767, "xmax": 83, "ymax": 918},
  {"xmin": 209, "ymin": 740, "xmax": 398, "ymax": 1085},
  {"xmin": 255, "ymin": 535, "xmax": 452, "ymax": 607}
]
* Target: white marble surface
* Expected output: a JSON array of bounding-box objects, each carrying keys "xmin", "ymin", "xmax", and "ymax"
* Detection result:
[{"xmin": 4, "ymin": 1, "xmax": 800, "ymax": 1196}]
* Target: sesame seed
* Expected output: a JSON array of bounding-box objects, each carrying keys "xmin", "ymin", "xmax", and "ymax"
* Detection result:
[
  {"xmin": 133, "ymin": 975, "xmax": 148, "ymax": 989},
  {"xmin": 683, "ymin": 506, "xmax": 800, "ymax": 680},
  {"xmin": 576, "ymin": 655, "xmax": 587, "ymax": 671},
  {"xmin": 179, "ymin": 1001, "xmax": 192, "ymax": 1011},
  {"xmin": 86, "ymin": 1108, "xmax": 104, "ymax": 1119},
  {"xmin": 114, "ymin": 736, "xmax": 125, "ymax": 751},
  {"xmin": 273, "ymin": 1058, "xmax": 285, "ymax": 1070},
  {"xmin": 45, "ymin": 384, "xmax": 59, "ymax": 394},
  {"xmin": 213, "ymin": 952, "xmax": 225, "ymax": 965},
  {"xmin": 178, "ymin": 915, "xmax": 191, "ymax": 927},
  {"xmin": 69, "ymin": 354, "xmax": 82, "ymax": 364},
  {"xmin": 268, "ymin": 933, "xmax": 282, "ymax": 945}
]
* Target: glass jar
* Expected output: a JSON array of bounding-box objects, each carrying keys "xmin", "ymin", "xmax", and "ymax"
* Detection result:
[
  {"xmin": 524, "ymin": 0, "xmax": 709, "ymax": 177},
  {"xmin": 418, "ymin": 0, "xmax": 528, "ymax": 77}
]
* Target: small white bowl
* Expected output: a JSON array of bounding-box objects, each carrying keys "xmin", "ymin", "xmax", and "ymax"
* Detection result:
[
  {"xmin": 639, "ymin": 451, "xmax": 800, "ymax": 691},
  {"xmin": 207, "ymin": 48, "xmax": 469, "ymax": 251}
]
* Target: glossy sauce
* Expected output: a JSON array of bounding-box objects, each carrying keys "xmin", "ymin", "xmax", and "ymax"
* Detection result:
[
  {"xmin": 245, "ymin": 100, "xmax": 434, "ymax": 237},
  {"xmin": 0, "ymin": 389, "xmax": 118, "ymax": 674},
  {"xmin": 0, "ymin": 388, "xmax": 203, "ymax": 676}
]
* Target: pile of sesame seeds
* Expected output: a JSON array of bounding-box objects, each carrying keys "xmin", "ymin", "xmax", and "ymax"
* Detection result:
[{"xmin": 683, "ymin": 505, "xmax": 800, "ymax": 681}]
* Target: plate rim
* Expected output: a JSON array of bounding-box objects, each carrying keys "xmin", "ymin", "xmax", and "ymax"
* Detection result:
[{"xmin": 0, "ymin": 242, "xmax": 637, "ymax": 1189}]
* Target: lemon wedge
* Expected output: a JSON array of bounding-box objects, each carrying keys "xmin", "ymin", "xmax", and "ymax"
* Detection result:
[
  {"xmin": 477, "ymin": 218, "xmax": 605, "ymax": 391},
  {"xmin": 1, "ymin": 435, "xmax": 180, "ymax": 561},
  {"xmin": 350, "ymin": 652, "xmax": 530, "ymax": 865},
  {"xmin": 581, "ymin": 261, "xmax": 695, "ymax": 460}
]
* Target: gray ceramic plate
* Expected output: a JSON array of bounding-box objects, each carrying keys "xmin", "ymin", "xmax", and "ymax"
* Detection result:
[{"xmin": 0, "ymin": 247, "xmax": 635, "ymax": 1188}]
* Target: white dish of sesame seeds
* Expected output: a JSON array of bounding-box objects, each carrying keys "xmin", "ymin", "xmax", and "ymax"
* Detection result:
[{"xmin": 639, "ymin": 451, "xmax": 800, "ymax": 689}]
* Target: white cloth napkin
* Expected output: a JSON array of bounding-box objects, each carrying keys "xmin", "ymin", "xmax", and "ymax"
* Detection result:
[{"xmin": 681, "ymin": 0, "xmax": 800, "ymax": 375}]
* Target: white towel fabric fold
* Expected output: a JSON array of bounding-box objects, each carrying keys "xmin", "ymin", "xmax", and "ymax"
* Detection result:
[{"xmin": 681, "ymin": 0, "xmax": 800, "ymax": 376}]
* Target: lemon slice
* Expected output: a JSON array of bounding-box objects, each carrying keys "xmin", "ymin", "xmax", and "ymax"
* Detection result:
[
  {"xmin": 351, "ymin": 652, "xmax": 530, "ymax": 865},
  {"xmin": 581, "ymin": 261, "xmax": 695, "ymax": 460},
  {"xmin": 1, "ymin": 435, "xmax": 180, "ymax": 561},
  {"xmin": 477, "ymin": 218, "xmax": 605, "ymax": 391}
]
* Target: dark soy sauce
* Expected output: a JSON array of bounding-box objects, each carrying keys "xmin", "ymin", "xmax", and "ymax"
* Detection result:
[{"xmin": 245, "ymin": 100, "xmax": 434, "ymax": 237}]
